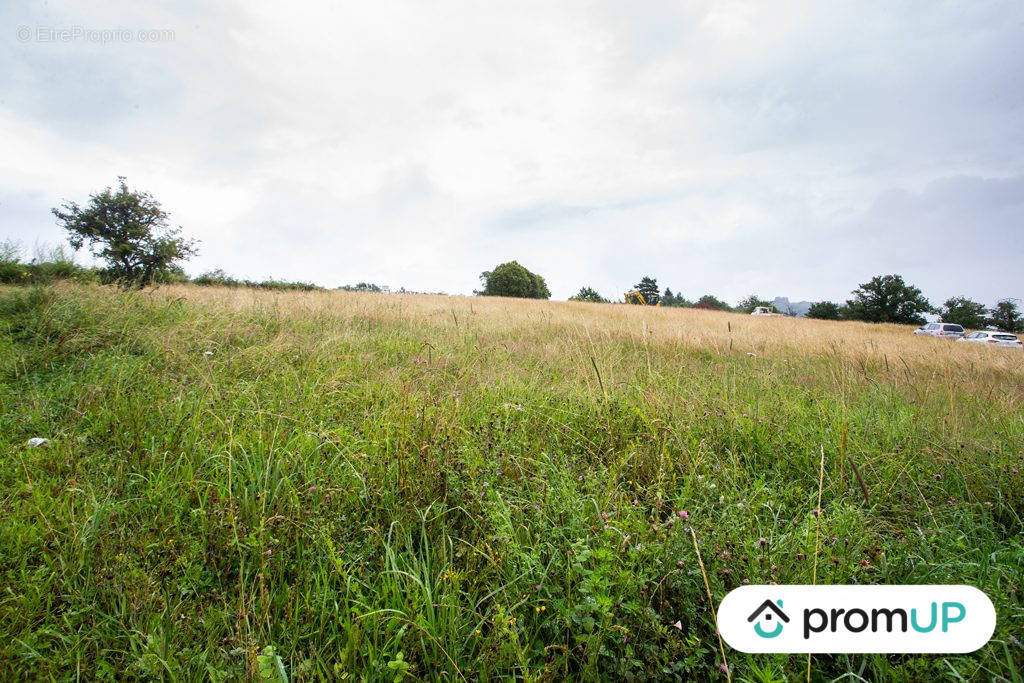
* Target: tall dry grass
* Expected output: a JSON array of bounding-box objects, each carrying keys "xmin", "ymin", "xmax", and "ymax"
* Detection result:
[{"xmin": 151, "ymin": 282, "xmax": 1024, "ymax": 386}]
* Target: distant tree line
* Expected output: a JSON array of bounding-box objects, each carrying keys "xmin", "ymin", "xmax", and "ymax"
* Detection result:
[
  {"xmin": 0, "ymin": 247, "xmax": 328, "ymax": 292},
  {"xmin": 801, "ymin": 274, "xmax": 1021, "ymax": 331},
  {"xmin": 192, "ymin": 268, "xmax": 324, "ymax": 292},
  {"xmin": 566, "ymin": 273, "xmax": 1022, "ymax": 333}
]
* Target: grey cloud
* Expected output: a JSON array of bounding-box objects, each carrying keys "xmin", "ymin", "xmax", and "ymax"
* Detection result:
[{"xmin": 1, "ymin": 1, "xmax": 1022, "ymax": 304}]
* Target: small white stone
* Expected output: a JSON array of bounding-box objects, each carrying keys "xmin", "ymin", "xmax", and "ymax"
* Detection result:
[
  {"xmin": 26, "ymin": 437, "xmax": 50, "ymax": 447},
  {"xmin": 203, "ymin": 351, "xmax": 214, "ymax": 357}
]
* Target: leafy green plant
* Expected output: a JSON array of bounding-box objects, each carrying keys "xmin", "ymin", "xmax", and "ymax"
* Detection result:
[
  {"xmin": 386, "ymin": 652, "xmax": 409, "ymax": 681},
  {"xmin": 258, "ymin": 646, "xmax": 288, "ymax": 682}
]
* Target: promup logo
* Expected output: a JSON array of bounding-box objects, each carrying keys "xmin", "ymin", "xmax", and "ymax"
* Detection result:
[
  {"xmin": 719, "ymin": 585, "xmax": 995, "ymax": 653},
  {"xmin": 748, "ymin": 599, "xmax": 789, "ymax": 638}
]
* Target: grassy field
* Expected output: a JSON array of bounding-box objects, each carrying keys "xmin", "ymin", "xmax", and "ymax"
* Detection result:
[{"xmin": 1, "ymin": 283, "xmax": 1021, "ymax": 681}]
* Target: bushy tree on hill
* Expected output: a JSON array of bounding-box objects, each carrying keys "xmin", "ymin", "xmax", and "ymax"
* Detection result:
[
  {"xmin": 988, "ymin": 299, "xmax": 1022, "ymax": 332},
  {"xmin": 52, "ymin": 177, "xmax": 197, "ymax": 289},
  {"xmin": 569, "ymin": 286, "xmax": 609, "ymax": 303},
  {"xmin": 477, "ymin": 261, "xmax": 550, "ymax": 299},
  {"xmin": 806, "ymin": 301, "xmax": 842, "ymax": 320},
  {"xmin": 941, "ymin": 297, "xmax": 988, "ymax": 329},
  {"xmin": 693, "ymin": 294, "xmax": 731, "ymax": 311},
  {"xmin": 843, "ymin": 274, "xmax": 931, "ymax": 325}
]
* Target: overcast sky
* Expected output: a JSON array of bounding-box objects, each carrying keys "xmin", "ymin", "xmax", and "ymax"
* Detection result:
[{"xmin": 2, "ymin": 1, "xmax": 1022, "ymax": 304}]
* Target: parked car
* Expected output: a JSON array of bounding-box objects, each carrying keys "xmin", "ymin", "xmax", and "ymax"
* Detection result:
[
  {"xmin": 750, "ymin": 306, "xmax": 781, "ymax": 316},
  {"xmin": 913, "ymin": 322, "xmax": 965, "ymax": 338},
  {"xmin": 958, "ymin": 331, "xmax": 1023, "ymax": 349}
]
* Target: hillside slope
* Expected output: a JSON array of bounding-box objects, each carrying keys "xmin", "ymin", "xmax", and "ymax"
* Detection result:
[{"xmin": 1, "ymin": 284, "xmax": 1021, "ymax": 680}]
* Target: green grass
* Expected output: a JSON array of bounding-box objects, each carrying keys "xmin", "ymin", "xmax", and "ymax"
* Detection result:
[{"xmin": 0, "ymin": 284, "xmax": 1021, "ymax": 680}]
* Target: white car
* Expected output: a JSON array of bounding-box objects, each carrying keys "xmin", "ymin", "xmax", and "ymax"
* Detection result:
[
  {"xmin": 913, "ymin": 322, "xmax": 965, "ymax": 338},
  {"xmin": 958, "ymin": 331, "xmax": 1023, "ymax": 349},
  {"xmin": 750, "ymin": 306, "xmax": 781, "ymax": 316}
]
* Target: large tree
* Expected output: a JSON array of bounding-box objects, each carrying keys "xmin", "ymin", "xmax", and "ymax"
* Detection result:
[
  {"xmin": 806, "ymin": 301, "xmax": 842, "ymax": 320},
  {"xmin": 52, "ymin": 177, "xmax": 197, "ymax": 289},
  {"xmin": 843, "ymin": 274, "xmax": 931, "ymax": 325},
  {"xmin": 941, "ymin": 297, "xmax": 988, "ymax": 329},
  {"xmin": 477, "ymin": 261, "xmax": 550, "ymax": 299},
  {"xmin": 988, "ymin": 299, "xmax": 1023, "ymax": 332}
]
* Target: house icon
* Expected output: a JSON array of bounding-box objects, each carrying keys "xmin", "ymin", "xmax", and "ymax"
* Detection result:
[{"xmin": 748, "ymin": 599, "xmax": 789, "ymax": 638}]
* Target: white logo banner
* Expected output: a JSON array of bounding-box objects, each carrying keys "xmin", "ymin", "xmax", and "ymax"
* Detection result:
[{"xmin": 718, "ymin": 585, "xmax": 995, "ymax": 653}]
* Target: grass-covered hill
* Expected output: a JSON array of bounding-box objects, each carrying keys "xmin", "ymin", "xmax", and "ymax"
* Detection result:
[{"xmin": 1, "ymin": 283, "xmax": 1021, "ymax": 680}]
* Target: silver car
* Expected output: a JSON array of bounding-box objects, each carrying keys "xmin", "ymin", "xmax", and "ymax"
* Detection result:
[
  {"xmin": 958, "ymin": 331, "xmax": 1023, "ymax": 350},
  {"xmin": 913, "ymin": 322, "xmax": 965, "ymax": 338}
]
